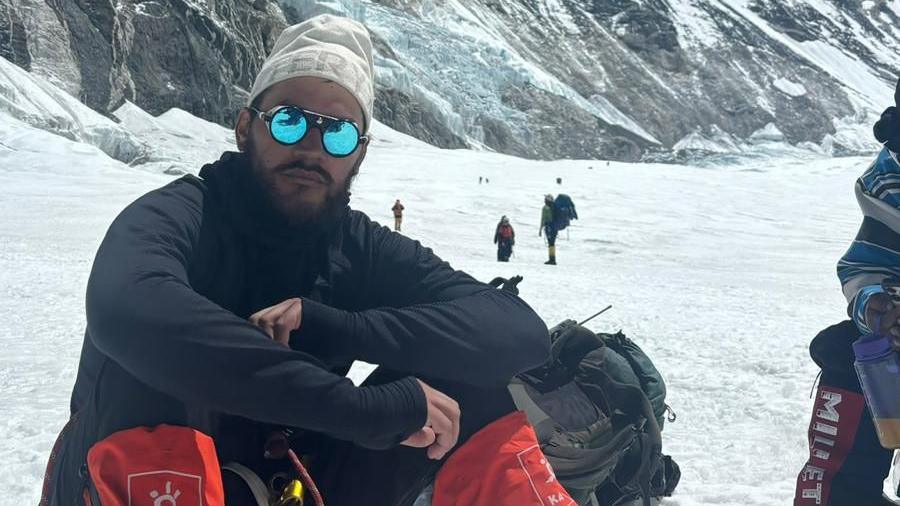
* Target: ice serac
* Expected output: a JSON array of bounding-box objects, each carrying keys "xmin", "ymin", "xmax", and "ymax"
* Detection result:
[
  {"xmin": 0, "ymin": 55, "xmax": 145, "ymax": 164},
  {"xmin": 0, "ymin": 54, "xmax": 233, "ymax": 173}
]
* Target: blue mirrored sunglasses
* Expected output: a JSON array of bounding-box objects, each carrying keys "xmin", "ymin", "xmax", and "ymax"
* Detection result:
[{"xmin": 250, "ymin": 105, "xmax": 367, "ymax": 158}]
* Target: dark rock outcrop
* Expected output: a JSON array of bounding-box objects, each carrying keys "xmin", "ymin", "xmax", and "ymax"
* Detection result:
[{"xmin": 2, "ymin": 0, "xmax": 285, "ymax": 123}]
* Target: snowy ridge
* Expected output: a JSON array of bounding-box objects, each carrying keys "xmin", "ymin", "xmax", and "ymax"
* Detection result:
[
  {"xmin": 113, "ymin": 101, "xmax": 235, "ymax": 174},
  {"xmin": 0, "ymin": 53, "xmax": 238, "ymax": 176},
  {"xmin": 0, "ymin": 56, "xmax": 144, "ymax": 164}
]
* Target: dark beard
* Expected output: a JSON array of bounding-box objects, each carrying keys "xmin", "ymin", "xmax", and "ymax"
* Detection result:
[{"xmin": 241, "ymin": 139, "xmax": 355, "ymax": 237}]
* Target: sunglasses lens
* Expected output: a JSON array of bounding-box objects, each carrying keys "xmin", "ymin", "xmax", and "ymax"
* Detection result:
[
  {"xmin": 322, "ymin": 120, "xmax": 360, "ymax": 157},
  {"xmin": 270, "ymin": 107, "xmax": 307, "ymax": 144}
]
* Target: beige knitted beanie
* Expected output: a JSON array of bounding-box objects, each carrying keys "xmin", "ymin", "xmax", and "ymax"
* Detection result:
[{"xmin": 247, "ymin": 14, "xmax": 374, "ymax": 133}]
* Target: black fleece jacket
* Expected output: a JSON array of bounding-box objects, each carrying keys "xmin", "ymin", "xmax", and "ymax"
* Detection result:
[{"xmin": 71, "ymin": 152, "xmax": 549, "ymax": 451}]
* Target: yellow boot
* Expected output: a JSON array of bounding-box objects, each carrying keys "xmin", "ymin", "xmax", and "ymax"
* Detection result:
[{"xmin": 545, "ymin": 245, "xmax": 556, "ymax": 265}]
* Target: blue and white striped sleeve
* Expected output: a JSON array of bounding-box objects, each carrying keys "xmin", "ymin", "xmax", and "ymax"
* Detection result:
[
  {"xmin": 838, "ymin": 149, "xmax": 900, "ymax": 334},
  {"xmin": 848, "ymin": 284, "xmax": 884, "ymax": 334}
]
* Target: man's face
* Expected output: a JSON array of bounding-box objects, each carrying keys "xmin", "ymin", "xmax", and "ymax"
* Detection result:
[{"xmin": 235, "ymin": 76, "xmax": 368, "ymax": 227}]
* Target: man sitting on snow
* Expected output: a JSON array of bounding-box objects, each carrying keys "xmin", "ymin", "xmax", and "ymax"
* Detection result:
[{"xmin": 42, "ymin": 14, "xmax": 548, "ymax": 506}]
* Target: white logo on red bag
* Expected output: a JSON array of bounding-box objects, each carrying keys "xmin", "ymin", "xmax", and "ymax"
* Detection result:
[
  {"xmin": 149, "ymin": 481, "xmax": 181, "ymax": 506},
  {"xmin": 516, "ymin": 445, "xmax": 576, "ymax": 506},
  {"xmin": 127, "ymin": 470, "xmax": 202, "ymax": 506}
]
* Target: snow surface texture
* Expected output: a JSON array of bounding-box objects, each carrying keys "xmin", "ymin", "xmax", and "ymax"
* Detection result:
[{"xmin": 0, "ymin": 62, "xmax": 887, "ymax": 506}]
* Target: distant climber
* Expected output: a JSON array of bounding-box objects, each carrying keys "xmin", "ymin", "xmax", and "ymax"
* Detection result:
[
  {"xmin": 539, "ymin": 194, "xmax": 578, "ymax": 265},
  {"xmin": 392, "ymin": 198, "xmax": 404, "ymax": 231},
  {"xmin": 494, "ymin": 216, "xmax": 515, "ymax": 262},
  {"xmin": 539, "ymin": 194, "xmax": 557, "ymax": 265}
]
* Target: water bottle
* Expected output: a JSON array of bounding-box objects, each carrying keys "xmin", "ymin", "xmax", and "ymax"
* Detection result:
[{"xmin": 853, "ymin": 334, "xmax": 900, "ymax": 448}]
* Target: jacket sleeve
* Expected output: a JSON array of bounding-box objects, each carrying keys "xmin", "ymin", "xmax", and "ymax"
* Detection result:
[
  {"xmin": 838, "ymin": 222, "xmax": 887, "ymax": 335},
  {"xmin": 86, "ymin": 181, "xmax": 425, "ymax": 449},
  {"xmin": 838, "ymin": 149, "xmax": 900, "ymax": 334},
  {"xmin": 296, "ymin": 215, "xmax": 549, "ymax": 386}
]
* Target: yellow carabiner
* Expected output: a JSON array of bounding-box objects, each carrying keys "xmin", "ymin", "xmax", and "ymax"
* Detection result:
[{"xmin": 276, "ymin": 479, "xmax": 304, "ymax": 506}]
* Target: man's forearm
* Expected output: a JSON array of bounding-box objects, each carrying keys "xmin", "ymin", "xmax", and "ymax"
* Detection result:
[{"xmin": 296, "ymin": 293, "xmax": 549, "ymax": 386}]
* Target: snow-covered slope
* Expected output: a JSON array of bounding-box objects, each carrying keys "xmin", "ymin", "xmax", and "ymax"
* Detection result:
[
  {"xmin": 0, "ymin": 53, "xmax": 239, "ymax": 176},
  {"xmin": 0, "ymin": 54, "xmax": 144, "ymax": 164},
  {"xmin": 112, "ymin": 101, "xmax": 236, "ymax": 174},
  {"xmin": 0, "ymin": 50, "xmax": 881, "ymax": 506}
]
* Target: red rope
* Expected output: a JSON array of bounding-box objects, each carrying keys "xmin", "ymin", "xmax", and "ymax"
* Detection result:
[{"xmin": 287, "ymin": 449, "xmax": 325, "ymax": 506}]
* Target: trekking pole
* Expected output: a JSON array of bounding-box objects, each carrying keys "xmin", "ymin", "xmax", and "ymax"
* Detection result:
[{"xmin": 578, "ymin": 305, "xmax": 612, "ymax": 326}]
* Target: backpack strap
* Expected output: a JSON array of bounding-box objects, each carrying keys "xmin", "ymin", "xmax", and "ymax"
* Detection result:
[
  {"xmin": 611, "ymin": 392, "xmax": 661, "ymax": 506},
  {"xmin": 635, "ymin": 433, "xmax": 654, "ymax": 506},
  {"xmin": 579, "ymin": 351, "xmax": 662, "ymax": 506},
  {"xmin": 87, "ymin": 480, "xmax": 102, "ymax": 506},
  {"xmin": 222, "ymin": 462, "xmax": 270, "ymax": 506}
]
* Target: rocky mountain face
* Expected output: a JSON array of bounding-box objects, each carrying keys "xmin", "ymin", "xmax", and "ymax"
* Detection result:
[
  {"xmin": 2, "ymin": 0, "xmax": 284, "ymax": 125},
  {"xmin": 3, "ymin": 0, "xmax": 898, "ymax": 161}
]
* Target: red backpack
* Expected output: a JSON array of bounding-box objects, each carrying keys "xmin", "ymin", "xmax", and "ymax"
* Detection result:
[
  {"xmin": 432, "ymin": 411, "xmax": 575, "ymax": 506},
  {"xmin": 83, "ymin": 425, "xmax": 225, "ymax": 506},
  {"xmin": 498, "ymin": 224, "xmax": 513, "ymax": 240}
]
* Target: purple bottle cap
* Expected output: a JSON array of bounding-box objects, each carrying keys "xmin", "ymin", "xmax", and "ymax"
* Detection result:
[{"xmin": 854, "ymin": 336, "xmax": 893, "ymax": 361}]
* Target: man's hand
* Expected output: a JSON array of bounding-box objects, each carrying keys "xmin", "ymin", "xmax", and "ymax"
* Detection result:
[
  {"xmin": 401, "ymin": 379, "xmax": 460, "ymax": 460},
  {"xmin": 249, "ymin": 298, "xmax": 302, "ymax": 347},
  {"xmin": 865, "ymin": 293, "xmax": 900, "ymax": 346}
]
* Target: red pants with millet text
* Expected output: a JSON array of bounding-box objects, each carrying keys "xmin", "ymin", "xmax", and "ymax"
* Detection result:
[{"xmin": 794, "ymin": 321, "xmax": 893, "ymax": 505}]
